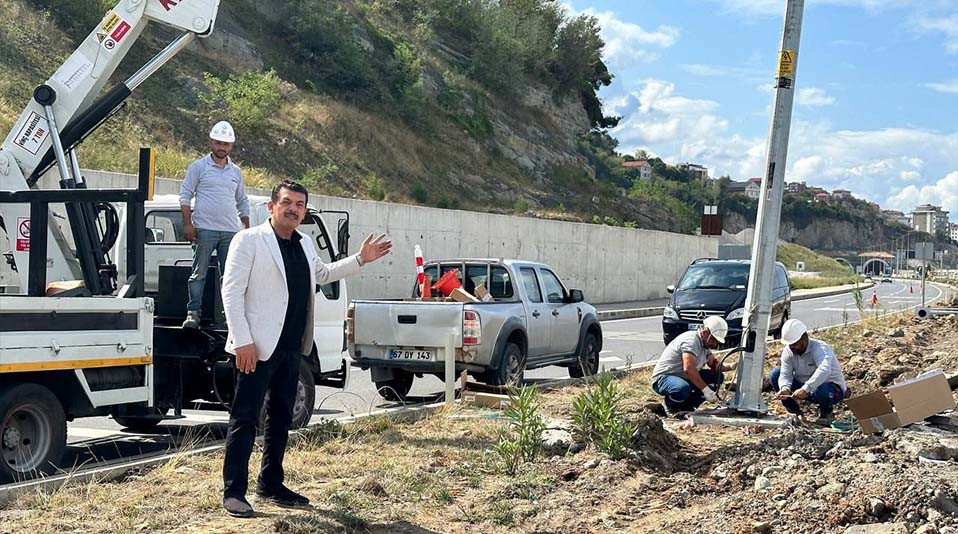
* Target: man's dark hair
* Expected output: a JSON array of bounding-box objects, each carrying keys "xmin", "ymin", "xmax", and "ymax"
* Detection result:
[{"xmin": 271, "ymin": 180, "xmax": 309, "ymax": 203}]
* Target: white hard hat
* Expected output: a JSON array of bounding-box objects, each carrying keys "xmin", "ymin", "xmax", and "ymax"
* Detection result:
[
  {"xmin": 781, "ymin": 318, "xmax": 807, "ymax": 345},
  {"xmin": 210, "ymin": 121, "xmax": 235, "ymax": 143},
  {"xmin": 703, "ymin": 315, "xmax": 728, "ymax": 344}
]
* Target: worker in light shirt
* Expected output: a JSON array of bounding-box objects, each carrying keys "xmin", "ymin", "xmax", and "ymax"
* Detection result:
[{"xmin": 769, "ymin": 319, "xmax": 848, "ymax": 421}]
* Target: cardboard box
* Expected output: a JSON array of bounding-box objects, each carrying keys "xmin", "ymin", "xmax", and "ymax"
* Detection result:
[
  {"xmin": 449, "ymin": 287, "xmax": 480, "ymax": 303},
  {"xmin": 462, "ymin": 390, "xmax": 513, "ymax": 409},
  {"xmin": 846, "ymin": 370, "xmax": 956, "ymax": 433},
  {"xmin": 474, "ymin": 284, "xmax": 493, "ymax": 302}
]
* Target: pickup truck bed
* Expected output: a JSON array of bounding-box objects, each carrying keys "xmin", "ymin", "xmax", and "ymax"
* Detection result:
[{"xmin": 348, "ymin": 259, "xmax": 603, "ymax": 401}]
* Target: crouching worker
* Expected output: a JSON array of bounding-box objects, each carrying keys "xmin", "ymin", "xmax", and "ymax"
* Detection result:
[
  {"xmin": 770, "ymin": 319, "xmax": 847, "ymax": 421},
  {"xmin": 651, "ymin": 316, "xmax": 736, "ymax": 417}
]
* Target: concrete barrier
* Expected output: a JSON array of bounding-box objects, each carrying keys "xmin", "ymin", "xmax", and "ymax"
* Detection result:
[{"xmin": 36, "ymin": 169, "xmax": 719, "ymax": 304}]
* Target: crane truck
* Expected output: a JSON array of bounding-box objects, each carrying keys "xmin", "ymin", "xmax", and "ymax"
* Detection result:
[{"xmin": 0, "ymin": 0, "xmax": 351, "ymax": 482}]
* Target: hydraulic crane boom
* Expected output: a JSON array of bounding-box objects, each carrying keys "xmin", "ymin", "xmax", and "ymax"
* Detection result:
[{"xmin": 0, "ymin": 0, "xmax": 220, "ymax": 294}]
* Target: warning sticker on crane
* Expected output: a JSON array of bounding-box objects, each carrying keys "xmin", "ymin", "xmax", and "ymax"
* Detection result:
[
  {"xmin": 16, "ymin": 218, "xmax": 30, "ymax": 252},
  {"xmin": 101, "ymin": 13, "xmax": 122, "ymax": 34},
  {"xmin": 777, "ymin": 49, "xmax": 796, "ymax": 77},
  {"xmin": 52, "ymin": 52, "xmax": 93, "ymax": 92},
  {"xmin": 12, "ymin": 111, "xmax": 49, "ymax": 156},
  {"xmin": 111, "ymin": 20, "xmax": 131, "ymax": 43}
]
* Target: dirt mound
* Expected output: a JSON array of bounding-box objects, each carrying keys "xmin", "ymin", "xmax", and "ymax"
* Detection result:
[
  {"xmin": 642, "ymin": 426, "xmax": 958, "ymax": 533},
  {"xmin": 627, "ymin": 415, "xmax": 692, "ymax": 473}
]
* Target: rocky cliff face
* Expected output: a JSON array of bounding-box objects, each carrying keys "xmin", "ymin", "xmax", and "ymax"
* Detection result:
[{"xmin": 724, "ymin": 211, "xmax": 957, "ymax": 257}]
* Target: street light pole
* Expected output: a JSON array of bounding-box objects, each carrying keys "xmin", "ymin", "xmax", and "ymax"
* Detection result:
[{"xmin": 730, "ymin": 0, "xmax": 805, "ymax": 413}]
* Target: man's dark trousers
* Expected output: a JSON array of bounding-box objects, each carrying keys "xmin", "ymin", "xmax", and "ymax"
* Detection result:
[{"xmin": 223, "ymin": 347, "xmax": 301, "ymax": 499}]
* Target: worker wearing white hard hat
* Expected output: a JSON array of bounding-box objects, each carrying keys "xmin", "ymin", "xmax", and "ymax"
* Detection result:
[
  {"xmin": 178, "ymin": 120, "xmax": 250, "ymax": 328},
  {"xmin": 651, "ymin": 315, "xmax": 738, "ymax": 417},
  {"xmin": 770, "ymin": 319, "xmax": 848, "ymax": 420}
]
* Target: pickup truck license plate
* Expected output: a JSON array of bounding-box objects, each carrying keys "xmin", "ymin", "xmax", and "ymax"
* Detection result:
[{"xmin": 388, "ymin": 349, "xmax": 433, "ymax": 361}]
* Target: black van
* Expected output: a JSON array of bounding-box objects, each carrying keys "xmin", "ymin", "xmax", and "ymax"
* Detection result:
[{"xmin": 661, "ymin": 259, "xmax": 791, "ymax": 346}]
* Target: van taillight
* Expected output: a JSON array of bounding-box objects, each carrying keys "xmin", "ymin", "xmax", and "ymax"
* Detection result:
[
  {"xmin": 346, "ymin": 305, "xmax": 355, "ymax": 342},
  {"xmin": 463, "ymin": 310, "xmax": 481, "ymax": 345}
]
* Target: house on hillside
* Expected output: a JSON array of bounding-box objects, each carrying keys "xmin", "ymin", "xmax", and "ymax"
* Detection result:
[
  {"xmin": 785, "ymin": 181, "xmax": 807, "ymax": 194},
  {"xmin": 882, "ymin": 209, "xmax": 911, "ymax": 226},
  {"xmin": 814, "ymin": 192, "xmax": 830, "ymax": 203},
  {"xmin": 832, "ymin": 189, "xmax": 851, "ymax": 199},
  {"xmin": 622, "ymin": 160, "xmax": 653, "ymax": 181},
  {"xmin": 912, "ymin": 204, "xmax": 950, "ymax": 235},
  {"xmin": 726, "ymin": 178, "xmax": 762, "ymax": 199},
  {"xmin": 677, "ymin": 162, "xmax": 709, "ymax": 181}
]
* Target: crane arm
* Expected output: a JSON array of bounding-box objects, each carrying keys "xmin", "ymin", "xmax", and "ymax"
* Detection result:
[{"xmin": 0, "ymin": 0, "xmax": 220, "ymax": 294}]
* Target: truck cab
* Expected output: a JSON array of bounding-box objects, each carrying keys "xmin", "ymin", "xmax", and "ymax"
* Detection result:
[{"xmin": 112, "ymin": 194, "xmax": 351, "ymax": 375}]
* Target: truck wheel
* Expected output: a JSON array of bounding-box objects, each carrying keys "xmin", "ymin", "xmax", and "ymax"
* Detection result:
[
  {"xmin": 0, "ymin": 383, "xmax": 67, "ymax": 482},
  {"xmin": 375, "ymin": 370, "xmax": 414, "ymax": 402},
  {"xmin": 260, "ymin": 359, "xmax": 316, "ymax": 430},
  {"xmin": 487, "ymin": 342, "xmax": 525, "ymax": 386},
  {"xmin": 114, "ymin": 408, "xmax": 169, "ymax": 433},
  {"xmin": 569, "ymin": 332, "xmax": 600, "ymax": 378}
]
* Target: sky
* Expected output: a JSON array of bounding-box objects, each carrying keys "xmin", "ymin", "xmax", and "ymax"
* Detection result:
[{"xmin": 566, "ymin": 0, "xmax": 958, "ymax": 222}]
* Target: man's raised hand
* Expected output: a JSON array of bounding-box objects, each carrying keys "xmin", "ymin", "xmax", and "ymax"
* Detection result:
[{"xmin": 359, "ymin": 233, "xmax": 392, "ymax": 265}]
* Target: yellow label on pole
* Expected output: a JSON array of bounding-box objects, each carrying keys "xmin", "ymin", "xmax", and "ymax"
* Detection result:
[{"xmin": 777, "ymin": 49, "xmax": 796, "ymax": 77}]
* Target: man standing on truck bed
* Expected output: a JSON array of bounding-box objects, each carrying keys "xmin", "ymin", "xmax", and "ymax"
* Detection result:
[
  {"xmin": 220, "ymin": 180, "xmax": 392, "ymax": 518},
  {"xmin": 650, "ymin": 316, "xmax": 736, "ymax": 417},
  {"xmin": 179, "ymin": 120, "xmax": 250, "ymax": 328}
]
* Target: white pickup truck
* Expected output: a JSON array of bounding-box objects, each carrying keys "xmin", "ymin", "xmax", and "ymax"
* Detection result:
[{"xmin": 347, "ymin": 259, "xmax": 603, "ymax": 400}]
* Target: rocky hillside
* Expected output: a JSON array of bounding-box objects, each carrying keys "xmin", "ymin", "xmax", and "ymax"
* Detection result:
[{"xmin": 0, "ymin": 0, "xmax": 680, "ymax": 230}]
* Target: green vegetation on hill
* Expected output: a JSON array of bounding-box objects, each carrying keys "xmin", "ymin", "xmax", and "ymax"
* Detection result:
[{"xmin": 777, "ymin": 243, "xmax": 852, "ymax": 276}]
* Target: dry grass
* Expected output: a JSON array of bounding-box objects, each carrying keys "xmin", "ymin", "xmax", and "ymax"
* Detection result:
[{"xmin": 2, "ymin": 313, "xmax": 953, "ymax": 533}]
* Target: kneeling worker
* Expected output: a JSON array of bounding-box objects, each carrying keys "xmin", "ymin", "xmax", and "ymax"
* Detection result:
[
  {"xmin": 651, "ymin": 316, "xmax": 736, "ymax": 416},
  {"xmin": 770, "ymin": 319, "xmax": 847, "ymax": 420}
]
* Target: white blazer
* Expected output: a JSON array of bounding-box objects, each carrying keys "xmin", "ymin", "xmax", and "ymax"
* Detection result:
[{"xmin": 222, "ymin": 220, "xmax": 362, "ymax": 361}]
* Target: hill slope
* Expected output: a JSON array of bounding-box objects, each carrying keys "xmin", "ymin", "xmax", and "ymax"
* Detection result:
[{"xmin": 1, "ymin": 0, "xmax": 682, "ymax": 230}]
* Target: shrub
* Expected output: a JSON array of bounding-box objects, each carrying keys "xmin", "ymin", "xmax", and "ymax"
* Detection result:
[
  {"xmin": 198, "ymin": 69, "xmax": 282, "ymax": 132},
  {"xmin": 513, "ymin": 197, "xmax": 530, "ymax": 214},
  {"xmin": 28, "ymin": 0, "xmax": 113, "ymax": 35},
  {"xmin": 362, "ymin": 173, "xmax": 386, "ymax": 201},
  {"xmin": 411, "ymin": 183, "xmax": 429, "ymax": 203},
  {"xmin": 572, "ymin": 372, "xmax": 635, "ymax": 460},
  {"xmin": 494, "ymin": 385, "xmax": 545, "ymax": 475}
]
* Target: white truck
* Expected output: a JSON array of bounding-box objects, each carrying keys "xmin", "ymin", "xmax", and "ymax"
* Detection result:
[
  {"xmin": 348, "ymin": 259, "xmax": 603, "ymax": 400},
  {"xmin": 0, "ymin": 0, "xmax": 351, "ymax": 482}
]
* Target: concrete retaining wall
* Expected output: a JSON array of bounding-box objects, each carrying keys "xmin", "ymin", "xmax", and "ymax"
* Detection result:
[{"xmin": 27, "ymin": 169, "xmax": 718, "ymax": 304}]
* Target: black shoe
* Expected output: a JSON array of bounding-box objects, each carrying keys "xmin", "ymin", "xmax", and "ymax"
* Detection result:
[
  {"xmin": 781, "ymin": 398, "xmax": 802, "ymax": 416},
  {"xmin": 818, "ymin": 404, "xmax": 834, "ymax": 420},
  {"xmin": 256, "ymin": 485, "xmax": 310, "ymax": 507},
  {"xmin": 223, "ymin": 496, "xmax": 254, "ymax": 518},
  {"xmin": 663, "ymin": 402, "xmax": 691, "ymax": 420}
]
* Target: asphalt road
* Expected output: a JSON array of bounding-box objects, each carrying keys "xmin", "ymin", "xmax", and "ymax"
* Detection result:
[{"xmin": 55, "ymin": 280, "xmax": 946, "ymax": 472}]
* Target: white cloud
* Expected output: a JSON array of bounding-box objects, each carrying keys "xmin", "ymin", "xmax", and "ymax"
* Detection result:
[
  {"xmin": 913, "ymin": 15, "xmax": 958, "ymax": 54},
  {"xmin": 885, "ymin": 172, "xmax": 958, "ymax": 217},
  {"xmin": 562, "ymin": 3, "xmax": 679, "ymax": 68},
  {"xmin": 924, "ymin": 79, "xmax": 958, "ymax": 93},
  {"xmin": 796, "ymin": 87, "xmax": 836, "ymax": 107},
  {"xmin": 611, "ymin": 79, "xmax": 767, "ymax": 179},
  {"xmin": 611, "ymin": 79, "xmax": 958, "ymax": 221}
]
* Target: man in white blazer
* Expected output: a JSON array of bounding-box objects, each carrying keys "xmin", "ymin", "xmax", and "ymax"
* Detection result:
[{"xmin": 220, "ymin": 180, "xmax": 391, "ymax": 517}]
